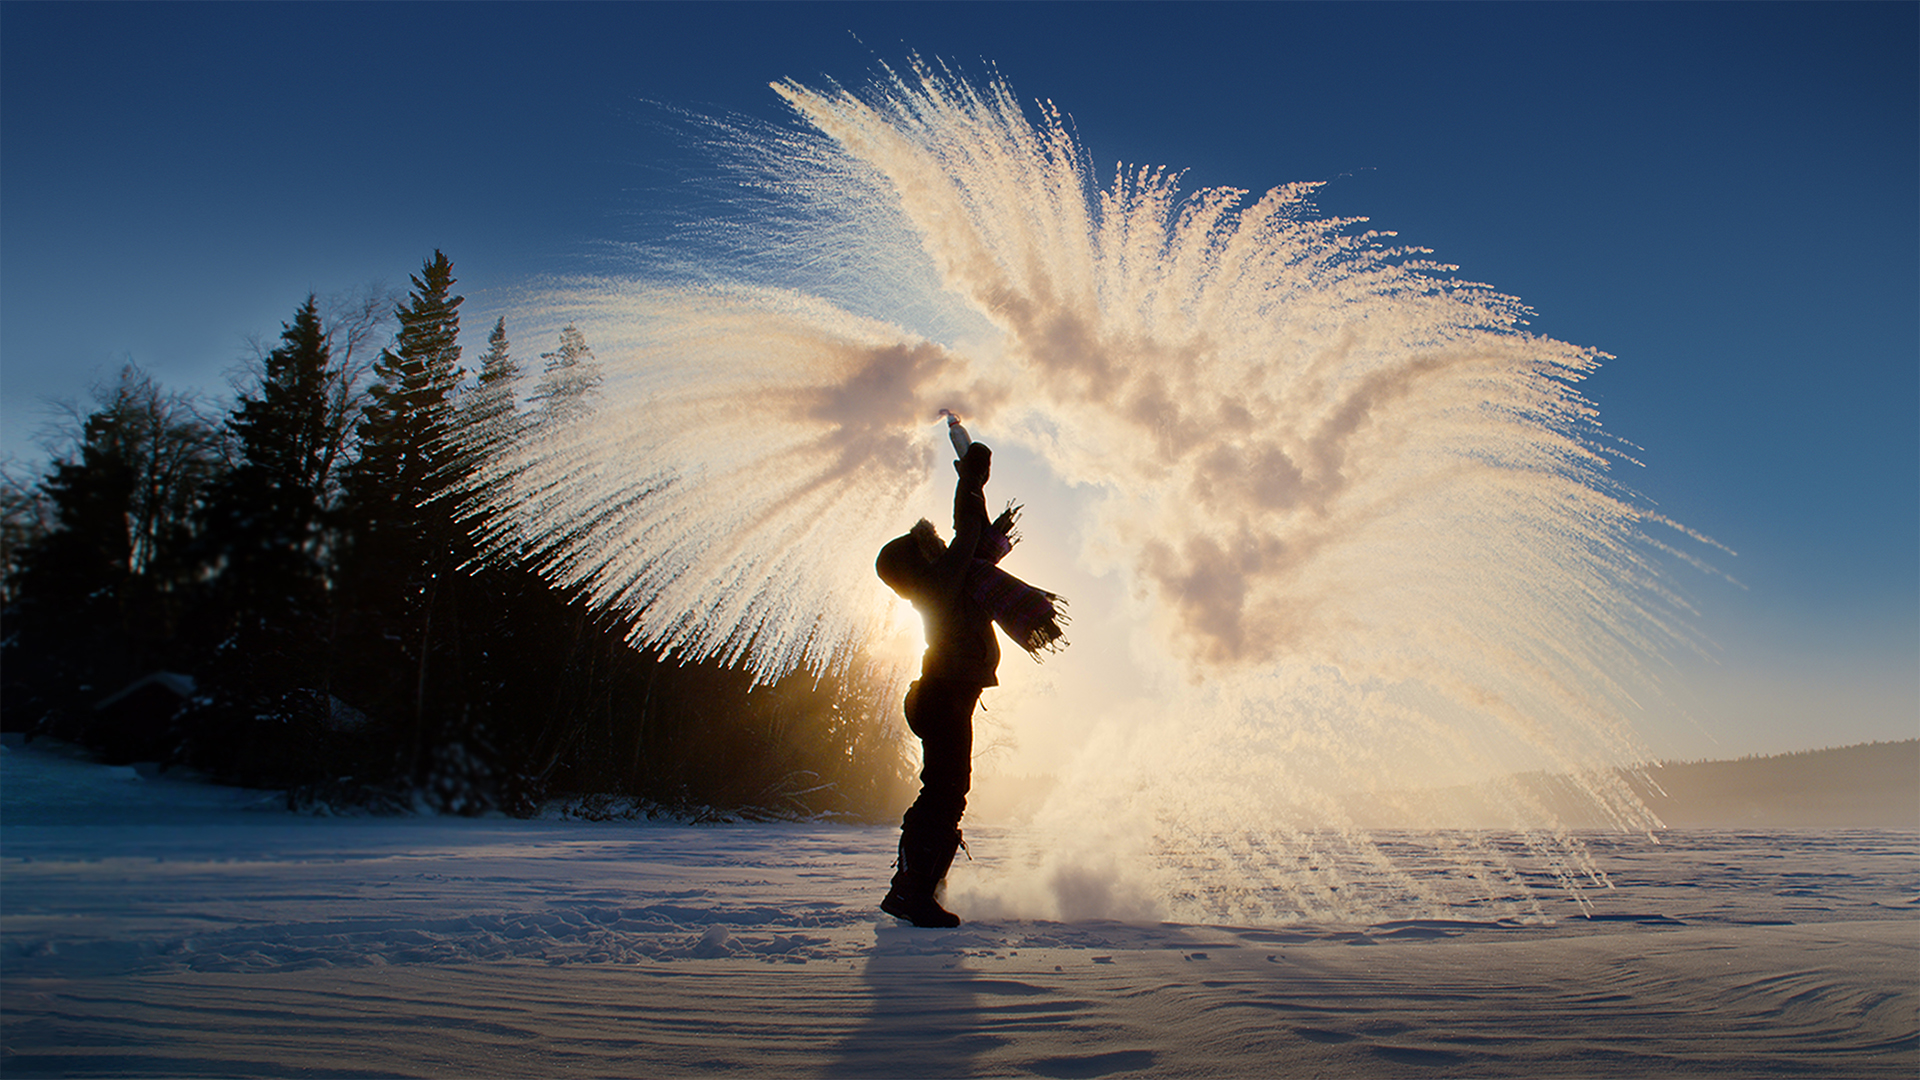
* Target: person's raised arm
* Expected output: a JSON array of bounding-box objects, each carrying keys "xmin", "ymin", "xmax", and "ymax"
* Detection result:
[{"xmin": 928, "ymin": 443, "xmax": 991, "ymax": 600}]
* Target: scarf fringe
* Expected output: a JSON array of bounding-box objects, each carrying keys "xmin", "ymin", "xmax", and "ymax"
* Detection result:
[{"xmin": 966, "ymin": 562, "xmax": 1069, "ymax": 660}]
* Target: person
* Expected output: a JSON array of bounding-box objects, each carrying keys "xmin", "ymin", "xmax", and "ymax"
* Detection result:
[{"xmin": 873, "ymin": 441, "xmax": 1065, "ymax": 927}]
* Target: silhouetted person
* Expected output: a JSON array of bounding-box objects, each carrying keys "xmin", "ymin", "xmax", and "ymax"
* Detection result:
[{"xmin": 874, "ymin": 441, "xmax": 1065, "ymax": 927}]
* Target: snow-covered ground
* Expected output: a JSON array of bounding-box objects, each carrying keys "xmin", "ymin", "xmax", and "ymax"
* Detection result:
[{"xmin": 3, "ymin": 734, "xmax": 1915, "ymax": 1078}]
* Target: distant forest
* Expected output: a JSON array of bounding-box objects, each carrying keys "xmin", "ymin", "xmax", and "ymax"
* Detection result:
[
  {"xmin": 0, "ymin": 252, "xmax": 913, "ymax": 820},
  {"xmin": 1626, "ymin": 740, "xmax": 1919, "ymax": 830},
  {"xmin": 1325, "ymin": 741, "xmax": 1919, "ymax": 832}
]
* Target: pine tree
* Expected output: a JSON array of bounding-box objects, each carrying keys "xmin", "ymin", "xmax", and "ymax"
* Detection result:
[
  {"xmin": 452, "ymin": 316, "xmax": 524, "ymax": 481},
  {"xmin": 203, "ymin": 295, "xmax": 348, "ymax": 610},
  {"xmin": 529, "ymin": 325, "xmax": 602, "ymax": 426},
  {"xmin": 348, "ymin": 251, "xmax": 466, "ymax": 533},
  {"xmin": 439, "ymin": 314, "xmax": 532, "ymax": 807},
  {"xmin": 472, "ymin": 317, "xmax": 521, "ymax": 427},
  {"xmin": 336, "ymin": 251, "xmax": 472, "ymax": 782},
  {"xmin": 181, "ymin": 297, "xmax": 360, "ymax": 781}
]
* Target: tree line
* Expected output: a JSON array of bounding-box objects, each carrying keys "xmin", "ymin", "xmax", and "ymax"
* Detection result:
[{"xmin": 1, "ymin": 252, "xmax": 912, "ymax": 820}]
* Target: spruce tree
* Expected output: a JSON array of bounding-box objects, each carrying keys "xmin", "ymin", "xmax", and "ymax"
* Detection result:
[
  {"xmin": 337, "ymin": 251, "xmax": 472, "ymax": 784},
  {"xmin": 472, "ymin": 317, "xmax": 521, "ymax": 428},
  {"xmin": 529, "ymin": 325, "xmax": 602, "ymax": 426},
  {"xmin": 349, "ymin": 251, "xmax": 465, "ymax": 534},
  {"xmin": 452, "ymin": 316, "xmax": 524, "ymax": 482},
  {"xmin": 203, "ymin": 295, "xmax": 346, "ymax": 610},
  {"xmin": 184, "ymin": 297, "xmax": 356, "ymax": 780}
]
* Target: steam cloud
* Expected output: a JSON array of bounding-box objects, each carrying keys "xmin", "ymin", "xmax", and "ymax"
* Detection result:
[{"xmin": 469, "ymin": 61, "xmax": 1711, "ymax": 920}]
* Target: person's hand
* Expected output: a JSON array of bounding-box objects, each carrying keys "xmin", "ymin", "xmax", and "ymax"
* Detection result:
[
  {"xmin": 955, "ymin": 442, "xmax": 992, "ymax": 487},
  {"xmin": 993, "ymin": 500, "xmax": 1022, "ymax": 541}
]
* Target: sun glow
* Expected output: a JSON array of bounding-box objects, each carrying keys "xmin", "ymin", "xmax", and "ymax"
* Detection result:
[{"xmin": 870, "ymin": 594, "xmax": 926, "ymax": 673}]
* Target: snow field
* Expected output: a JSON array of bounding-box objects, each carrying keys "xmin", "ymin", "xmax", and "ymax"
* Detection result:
[{"xmin": 2, "ymin": 736, "xmax": 1915, "ymax": 1077}]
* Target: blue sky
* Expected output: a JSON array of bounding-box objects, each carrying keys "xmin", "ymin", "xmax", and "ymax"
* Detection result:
[{"xmin": 2, "ymin": 2, "xmax": 1913, "ymax": 758}]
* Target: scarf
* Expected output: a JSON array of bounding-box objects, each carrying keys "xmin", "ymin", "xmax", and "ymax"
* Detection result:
[
  {"xmin": 967, "ymin": 560, "xmax": 1069, "ymax": 657},
  {"xmin": 910, "ymin": 516, "xmax": 1069, "ymax": 658}
]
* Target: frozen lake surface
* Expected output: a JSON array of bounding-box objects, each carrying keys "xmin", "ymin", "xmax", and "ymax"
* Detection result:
[{"xmin": 3, "ymin": 736, "xmax": 1914, "ymax": 1077}]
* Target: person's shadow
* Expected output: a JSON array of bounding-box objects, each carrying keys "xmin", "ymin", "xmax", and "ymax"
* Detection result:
[
  {"xmin": 823, "ymin": 917, "xmax": 1161, "ymax": 1079},
  {"xmin": 821, "ymin": 919, "xmax": 997, "ymax": 1077}
]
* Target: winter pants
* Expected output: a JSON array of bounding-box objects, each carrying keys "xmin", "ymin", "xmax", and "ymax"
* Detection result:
[{"xmin": 898, "ymin": 677, "xmax": 979, "ymax": 882}]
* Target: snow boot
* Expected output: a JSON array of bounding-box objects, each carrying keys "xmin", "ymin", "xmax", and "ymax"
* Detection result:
[
  {"xmin": 880, "ymin": 884, "xmax": 960, "ymax": 928},
  {"xmin": 881, "ymin": 829, "xmax": 962, "ymax": 928}
]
